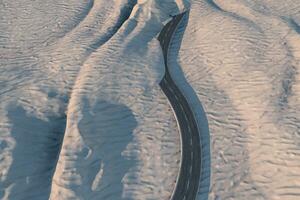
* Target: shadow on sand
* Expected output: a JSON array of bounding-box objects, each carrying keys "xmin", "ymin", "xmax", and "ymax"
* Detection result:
[
  {"xmin": 4, "ymin": 104, "xmax": 66, "ymax": 200},
  {"xmin": 76, "ymin": 99, "xmax": 137, "ymax": 200},
  {"xmin": 167, "ymin": 11, "xmax": 211, "ymax": 199}
]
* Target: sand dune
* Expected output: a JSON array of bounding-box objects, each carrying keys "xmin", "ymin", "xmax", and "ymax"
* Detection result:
[
  {"xmin": 1, "ymin": 0, "xmax": 299, "ymax": 199},
  {"xmin": 170, "ymin": 1, "xmax": 300, "ymax": 199}
]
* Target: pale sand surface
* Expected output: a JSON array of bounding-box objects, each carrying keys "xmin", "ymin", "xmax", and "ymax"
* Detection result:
[{"xmin": 1, "ymin": 0, "xmax": 300, "ymax": 199}]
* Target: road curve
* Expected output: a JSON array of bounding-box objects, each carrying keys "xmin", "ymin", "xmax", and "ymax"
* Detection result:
[{"xmin": 158, "ymin": 12, "xmax": 202, "ymax": 200}]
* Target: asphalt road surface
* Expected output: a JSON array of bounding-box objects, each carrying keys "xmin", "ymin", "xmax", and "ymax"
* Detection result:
[{"xmin": 158, "ymin": 12, "xmax": 202, "ymax": 200}]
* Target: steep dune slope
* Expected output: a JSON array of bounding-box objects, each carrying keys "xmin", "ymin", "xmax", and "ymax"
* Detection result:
[
  {"xmin": 50, "ymin": 2, "xmax": 190, "ymax": 199},
  {"xmin": 0, "ymin": 0, "xmax": 189, "ymax": 199},
  {"xmin": 2, "ymin": 0, "xmax": 299, "ymax": 199},
  {"xmin": 170, "ymin": 0, "xmax": 300, "ymax": 199}
]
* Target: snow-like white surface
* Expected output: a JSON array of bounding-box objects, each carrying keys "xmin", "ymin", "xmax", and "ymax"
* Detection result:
[
  {"xmin": 169, "ymin": 0, "xmax": 300, "ymax": 199},
  {"xmin": 1, "ymin": 0, "xmax": 300, "ymax": 199},
  {"xmin": 0, "ymin": 0, "xmax": 189, "ymax": 199}
]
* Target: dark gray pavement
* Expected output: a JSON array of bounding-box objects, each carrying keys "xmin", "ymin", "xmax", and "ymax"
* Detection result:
[{"xmin": 158, "ymin": 12, "xmax": 201, "ymax": 200}]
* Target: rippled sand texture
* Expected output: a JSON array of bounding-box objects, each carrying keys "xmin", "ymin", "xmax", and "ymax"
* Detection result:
[
  {"xmin": 2, "ymin": 0, "xmax": 300, "ymax": 199},
  {"xmin": 0, "ymin": 0, "xmax": 190, "ymax": 199},
  {"xmin": 173, "ymin": 0, "xmax": 300, "ymax": 199}
]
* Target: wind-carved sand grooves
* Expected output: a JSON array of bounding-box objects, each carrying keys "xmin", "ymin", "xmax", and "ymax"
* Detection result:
[
  {"xmin": 41, "ymin": 0, "xmax": 138, "ymax": 91},
  {"xmin": 49, "ymin": 1, "xmax": 138, "ymax": 198},
  {"xmin": 0, "ymin": 1, "xmax": 139, "ymax": 199}
]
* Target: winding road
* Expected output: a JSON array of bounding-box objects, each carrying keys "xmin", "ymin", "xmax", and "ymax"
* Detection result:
[{"xmin": 158, "ymin": 12, "xmax": 202, "ymax": 200}]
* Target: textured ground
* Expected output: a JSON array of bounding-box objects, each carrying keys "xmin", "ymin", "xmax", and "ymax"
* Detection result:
[
  {"xmin": 1, "ymin": 0, "xmax": 300, "ymax": 200},
  {"xmin": 0, "ymin": 1, "xmax": 188, "ymax": 199},
  {"xmin": 170, "ymin": 0, "xmax": 300, "ymax": 199}
]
